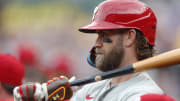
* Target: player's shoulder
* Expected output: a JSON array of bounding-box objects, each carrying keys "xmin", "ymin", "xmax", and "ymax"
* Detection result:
[
  {"xmin": 134, "ymin": 72, "xmax": 162, "ymax": 88},
  {"xmin": 124, "ymin": 72, "xmax": 163, "ymax": 91},
  {"xmin": 117, "ymin": 72, "xmax": 164, "ymax": 101}
]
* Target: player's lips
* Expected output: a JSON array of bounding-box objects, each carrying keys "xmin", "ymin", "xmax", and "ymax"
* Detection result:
[
  {"xmin": 95, "ymin": 53, "xmax": 103, "ymax": 56},
  {"xmin": 95, "ymin": 50, "xmax": 104, "ymax": 55},
  {"xmin": 96, "ymin": 52, "xmax": 103, "ymax": 54},
  {"xmin": 95, "ymin": 48, "xmax": 104, "ymax": 56}
]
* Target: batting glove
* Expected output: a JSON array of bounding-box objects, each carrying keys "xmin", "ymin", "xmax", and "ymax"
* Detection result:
[{"xmin": 13, "ymin": 76, "xmax": 73, "ymax": 101}]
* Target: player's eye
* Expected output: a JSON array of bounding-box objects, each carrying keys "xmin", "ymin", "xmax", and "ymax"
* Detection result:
[{"xmin": 103, "ymin": 38, "xmax": 112, "ymax": 43}]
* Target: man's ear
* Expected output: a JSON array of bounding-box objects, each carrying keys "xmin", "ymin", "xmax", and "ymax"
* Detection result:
[{"xmin": 123, "ymin": 29, "xmax": 136, "ymax": 47}]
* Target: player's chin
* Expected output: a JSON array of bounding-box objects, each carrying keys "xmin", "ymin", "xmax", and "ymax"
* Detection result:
[
  {"xmin": 95, "ymin": 55, "xmax": 104, "ymax": 65},
  {"xmin": 95, "ymin": 61, "xmax": 110, "ymax": 72},
  {"xmin": 97, "ymin": 66, "xmax": 110, "ymax": 72}
]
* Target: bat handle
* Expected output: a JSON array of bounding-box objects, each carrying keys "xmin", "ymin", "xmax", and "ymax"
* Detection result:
[
  {"xmin": 70, "ymin": 76, "xmax": 96, "ymax": 86},
  {"xmin": 70, "ymin": 65, "xmax": 134, "ymax": 86}
]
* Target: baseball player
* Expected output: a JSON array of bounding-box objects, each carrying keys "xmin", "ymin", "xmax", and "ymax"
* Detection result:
[
  {"xmin": 13, "ymin": 0, "xmax": 173, "ymax": 101},
  {"xmin": 0, "ymin": 53, "xmax": 25, "ymax": 101}
]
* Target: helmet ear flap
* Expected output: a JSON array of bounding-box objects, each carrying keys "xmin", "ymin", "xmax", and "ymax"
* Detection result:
[{"xmin": 87, "ymin": 47, "xmax": 96, "ymax": 68}]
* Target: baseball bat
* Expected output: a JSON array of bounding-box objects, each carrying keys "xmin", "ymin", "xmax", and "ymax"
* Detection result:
[{"xmin": 70, "ymin": 48, "xmax": 180, "ymax": 86}]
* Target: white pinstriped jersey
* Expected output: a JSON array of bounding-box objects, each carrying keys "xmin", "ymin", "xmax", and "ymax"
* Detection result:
[{"xmin": 70, "ymin": 72, "xmax": 163, "ymax": 101}]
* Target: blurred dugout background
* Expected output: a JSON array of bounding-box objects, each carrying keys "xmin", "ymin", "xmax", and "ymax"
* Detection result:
[{"xmin": 0, "ymin": 0, "xmax": 180, "ymax": 100}]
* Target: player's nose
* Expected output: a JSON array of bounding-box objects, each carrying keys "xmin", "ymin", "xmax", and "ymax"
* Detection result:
[{"xmin": 94, "ymin": 36, "xmax": 103, "ymax": 48}]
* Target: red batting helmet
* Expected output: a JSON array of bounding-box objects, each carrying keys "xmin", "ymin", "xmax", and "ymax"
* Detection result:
[
  {"xmin": 0, "ymin": 53, "xmax": 25, "ymax": 86},
  {"xmin": 79, "ymin": 0, "xmax": 157, "ymax": 46}
]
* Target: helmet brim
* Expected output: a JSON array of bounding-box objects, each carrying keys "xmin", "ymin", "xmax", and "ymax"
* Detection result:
[{"xmin": 79, "ymin": 21, "xmax": 131, "ymax": 33}]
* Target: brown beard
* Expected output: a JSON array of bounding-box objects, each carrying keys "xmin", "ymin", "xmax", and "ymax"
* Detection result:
[{"xmin": 96, "ymin": 39, "xmax": 124, "ymax": 72}]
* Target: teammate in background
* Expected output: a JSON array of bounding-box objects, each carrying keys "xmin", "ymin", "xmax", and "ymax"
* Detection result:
[
  {"xmin": 16, "ymin": 43, "xmax": 47, "ymax": 83},
  {"xmin": 17, "ymin": 43, "xmax": 38, "ymax": 66},
  {"xmin": 13, "ymin": 0, "xmax": 176, "ymax": 101},
  {"xmin": 0, "ymin": 53, "xmax": 24, "ymax": 101},
  {"xmin": 43, "ymin": 52, "xmax": 73, "ymax": 80}
]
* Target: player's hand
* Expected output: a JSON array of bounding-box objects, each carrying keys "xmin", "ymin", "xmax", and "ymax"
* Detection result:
[
  {"xmin": 13, "ymin": 76, "xmax": 73, "ymax": 101},
  {"xmin": 13, "ymin": 82, "xmax": 46, "ymax": 101},
  {"xmin": 47, "ymin": 76, "xmax": 73, "ymax": 101}
]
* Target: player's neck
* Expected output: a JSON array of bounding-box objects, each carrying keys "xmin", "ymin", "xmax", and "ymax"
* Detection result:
[
  {"xmin": 110, "ymin": 52, "xmax": 138, "ymax": 87},
  {"xmin": 110, "ymin": 73, "xmax": 138, "ymax": 88}
]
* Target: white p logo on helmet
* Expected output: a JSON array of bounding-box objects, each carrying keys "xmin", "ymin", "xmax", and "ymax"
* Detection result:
[{"xmin": 92, "ymin": 6, "xmax": 99, "ymax": 21}]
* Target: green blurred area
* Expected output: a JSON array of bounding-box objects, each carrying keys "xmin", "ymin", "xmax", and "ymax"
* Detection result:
[
  {"xmin": 1, "ymin": 1, "xmax": 93, "ymax": 35},
  {"xmin": 0, "ymin": 0, "xmax": 99, "ymax": 81}
]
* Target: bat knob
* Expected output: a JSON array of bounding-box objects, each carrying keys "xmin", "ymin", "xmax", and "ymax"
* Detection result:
[{"xmin": 95, "ymin": 76, "xmax": 102, "ymax": 81}]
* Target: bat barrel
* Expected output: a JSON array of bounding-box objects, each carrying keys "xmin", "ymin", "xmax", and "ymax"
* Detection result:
[{"xmin": 133, "ymin": 48, "xmax": 180, "ymax": 72}]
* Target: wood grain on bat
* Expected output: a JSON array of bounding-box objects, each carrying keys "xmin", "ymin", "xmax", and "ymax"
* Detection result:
[{"xmin": 133, "ymin": 48, "xmax": 180, "ymax": 72}]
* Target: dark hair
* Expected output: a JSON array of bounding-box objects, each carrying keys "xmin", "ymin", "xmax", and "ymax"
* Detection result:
[
  {"xmin": 135, "ymin": 29, "xmax": 154, "ymax": 60},
  {"xmin": 111, "ymin": 28, "xmax": 154, "ymax": 60},
  {"xmin": 1, "ymin": 83, "xmax": 15, "ymax": 95}
]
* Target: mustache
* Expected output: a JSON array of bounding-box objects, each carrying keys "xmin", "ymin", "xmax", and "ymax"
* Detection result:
[{"xmin": 95, "ymin": 48, "xmax": 104, "ymax": 54}]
